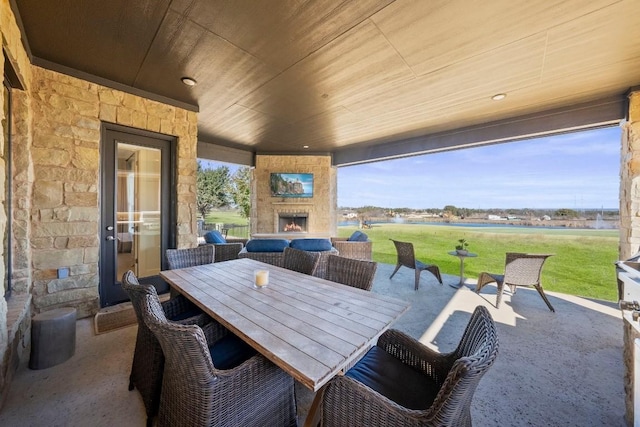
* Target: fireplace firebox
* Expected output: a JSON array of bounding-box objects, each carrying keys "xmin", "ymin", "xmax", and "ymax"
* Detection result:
[{"xmin": 278, "ymin": 213, "xmax": 308, "ymax": 233}]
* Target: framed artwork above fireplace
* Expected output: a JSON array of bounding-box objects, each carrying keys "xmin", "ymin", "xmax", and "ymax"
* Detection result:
[{"xmin": 270, "ymin": 173, "xmax": 313, "ymax": 198}]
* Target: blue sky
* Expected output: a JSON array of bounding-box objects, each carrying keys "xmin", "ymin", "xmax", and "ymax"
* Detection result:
[
  {"xmin": 201, "ymin": 126, "xmax": 621, "ymax": 210},
  {"xmin": 338, "ymin": 126, "xmax": 621, "ymax": 210}
]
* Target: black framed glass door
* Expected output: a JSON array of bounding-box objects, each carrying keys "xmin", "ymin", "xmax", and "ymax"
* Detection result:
[{"xmin": 100, "ymin": 125, "xmax": 175, "ymax": 307}]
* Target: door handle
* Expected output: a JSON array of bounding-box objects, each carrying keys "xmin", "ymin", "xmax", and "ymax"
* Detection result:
[{"xmin": 106, "ymin": 235, "xmax": 116, "ymax": 241}]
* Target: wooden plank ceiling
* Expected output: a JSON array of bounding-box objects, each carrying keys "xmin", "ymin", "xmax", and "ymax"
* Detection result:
[{"xmin": 13, "ymin": 0, "xmax": 640, "ymax": 161}]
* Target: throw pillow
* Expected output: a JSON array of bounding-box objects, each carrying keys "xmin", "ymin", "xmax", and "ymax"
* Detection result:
[
  {"xmin": 204, "ymin": 230, "xmax": 227, "ymax": 244},
  {"xmin": 348, "ymin": 231, "xmax": 369, "ymax": 242}
]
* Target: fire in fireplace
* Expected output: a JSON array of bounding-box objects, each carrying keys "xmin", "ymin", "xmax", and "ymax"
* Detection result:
[{"xmin": 278, "ymin": 213, "xmax": 308, "ymax": 233}]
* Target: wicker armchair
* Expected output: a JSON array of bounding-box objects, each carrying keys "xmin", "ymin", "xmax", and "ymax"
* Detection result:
[
  {"xmin": 121, "ymin": 270, "xmax": 209, "ymax": 427},
  {"xmin": 330, "ymin": 237, "xmax": 373, "ymax": 261},
  {"xmin": 165, "ymin": 245, "xmax": 214, "ymax": 270},
  {"xmin": 320, "ymin": 306, "xmax": 499, "ymax": 427},
  {"xmin": 282, "ymin": 246, "xmax": 321, "ymax": 276},
  {"xmin": 325, "ymin": 255, "xmax": 378, "ymax": 291},
  {"xmin": 211, "ymin": 238, "xmax": 247, "ymax": 262},
  {"xmin": 199, "ymin": 240, "xmax": 246, "ymax": 262},
  {"xmin": 476, "ymin": 252, "xmax": 555, "ymax": 311},
  {"xmin": 141, "ymin": 290, "xmax": 298, "ymax": 427},
  {"xmin": 389, "ymin": 239, "xmax": 443, "ymax": 290}
]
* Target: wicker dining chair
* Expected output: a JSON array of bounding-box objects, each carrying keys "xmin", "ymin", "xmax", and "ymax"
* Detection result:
[
  {"xmin": 476, "ymin": 252, "xmax": 555, "ymax": 311},
  {"xmin": 282, "ymin": 246, "xmax": 321, "ymax": 276},
  {"xmin": 325, "ymin": 254, "xmax": 378, "ymax": 291},
  {"xmin": 165, "ymin": 245, "xmax": 215, "ymax": 270},
  {"xmin": 141, "ymin": 290, "xmax": 298, "ymax": 427},
  {"xmin": 389, "ymin": 239, "xmax": 443, "ymax": 290},
  {"xmin": 121, "ymin": 270, "xmax": 209, "ymax": 427},
  {"xmin": 320, "ymin": 305, "xmax": 499, "ymax": 427}
]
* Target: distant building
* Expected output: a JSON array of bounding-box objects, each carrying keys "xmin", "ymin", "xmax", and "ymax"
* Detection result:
[
  {"xmin": 541, "ymin": 215, "xmax": 551, "ymax": 221},
  {"xmin": 487, "ymin": 214, "xmax": 503, "ymax": 220}
]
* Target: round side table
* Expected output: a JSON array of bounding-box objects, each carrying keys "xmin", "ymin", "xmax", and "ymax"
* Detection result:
[{"xmin": 447, "ymin": 251, "xmax": 478, "ymax": 289}]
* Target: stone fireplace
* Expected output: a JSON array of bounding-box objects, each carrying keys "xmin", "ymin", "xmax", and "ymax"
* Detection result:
[{"xmin": 250, "ymin": 154, "xmax": 337, "ymax": 238}]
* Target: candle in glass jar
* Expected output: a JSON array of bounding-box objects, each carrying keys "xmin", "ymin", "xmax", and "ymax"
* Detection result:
[{"xmin": 254, "ymin": 270, "xmax": 269, "ymax": 287}]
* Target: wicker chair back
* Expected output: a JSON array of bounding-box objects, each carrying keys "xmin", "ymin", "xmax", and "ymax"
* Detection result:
[{"xmin": 325, "ymin": 255, "xmax": 377, "ymax": 291}]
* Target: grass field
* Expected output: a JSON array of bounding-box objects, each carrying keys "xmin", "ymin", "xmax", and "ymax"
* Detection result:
[
  {"xmin": 204, "ymin": 211, "xmax": 249, "ymax": 224},
  {"xmin": 336, "ymin": 223, "xmax": 620, "ymax": 302},
  {"xmin": 204, "ymin": 210, "xmax": 620, "ymax": 301}
]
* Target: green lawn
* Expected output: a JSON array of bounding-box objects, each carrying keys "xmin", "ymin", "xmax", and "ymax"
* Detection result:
[
  {"xmin": 337, "ymin": 223, "xmax": 620, "ymax": 302},
  {"xmin": 203, "ymin": 211, "xmax": 619, "ymax": 301},
  {"xmin": 204, "ymin": 210, "xmax": 248, "ymax": 224}
]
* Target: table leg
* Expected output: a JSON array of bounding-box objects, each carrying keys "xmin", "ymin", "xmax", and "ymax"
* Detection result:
[
  {"xmin": 305, "ymin": 386, "xmax": 325, "ymax": 427},
  {"xmin": 449, "ymin": 257, "xmax": 465, "ymax": 289}
]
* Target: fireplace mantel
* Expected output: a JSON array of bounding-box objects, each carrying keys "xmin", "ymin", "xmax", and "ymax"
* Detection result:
[
  {"xmin": 251, "ymin": 232, "xmax": 331, "ymax": 239},
  {"xmin": 272, "ymin": 202, "xmax": 314, "ymax": 205}
]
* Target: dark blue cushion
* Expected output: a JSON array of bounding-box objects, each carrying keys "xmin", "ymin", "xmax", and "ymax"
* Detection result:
[
  {"xmin": 245, "ymin": 239, "xmax": 290, "ymax": 252},
  {"xmin": 348, "ymin": 231, "xmax": 368, "ymax": 242},
  {"xmin": 204, "ymin": 230, "xmax": 226, "ymax": 244},
  {"xmin": 345, "ymin": 346, "xmax": 438, "ymax": 410},
  {"xmin": 169, "ymin": 307, "xmax": 202, "ymax": 322},
  {"xmin": 290, "ymin": 238, "xmax": 333, "ymax": 252},
  {"xmin": 209, "ymin": 333, "xmax": 257, "ymax": 370}
]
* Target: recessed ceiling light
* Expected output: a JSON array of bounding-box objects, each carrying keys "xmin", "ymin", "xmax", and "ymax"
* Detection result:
[
  {"xmin": 181, "ymin": 77, "xmax": 197, "ymax": 86},
  {"xmin": 303, "ymin": 145, "xmax": 309, "ymax": 149},
  {"xmin": 491, "ymin": 93, "xmax": 506, "ymax": 101}
]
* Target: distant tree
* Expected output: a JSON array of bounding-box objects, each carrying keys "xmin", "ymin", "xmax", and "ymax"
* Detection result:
[
  {"xmin": 554, "ymin": 208, "xmax": 579, "ymax": 218},
  {"xmin": 196, "ymin": 163, "xmax": 231, "ymax": 218},
  {"xmin": 443, "ymin": 205, "xmax": 458, "ymax": 216},
  {"xmin": 231, "ymin": 166, "xmax": 251, "ymax": 219},
  {"xmin": 356, "ymin": 206, "xmax": 385, "ymax": 218}
]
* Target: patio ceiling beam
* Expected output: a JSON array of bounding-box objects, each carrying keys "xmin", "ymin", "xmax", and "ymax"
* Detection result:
[
  {"xmin": 196, "ymin": 141, "xmax": 254, "ymax": 166},
  {"xmin": 333, "ymin": 95, "xmax": 627, "ymax": 167}
]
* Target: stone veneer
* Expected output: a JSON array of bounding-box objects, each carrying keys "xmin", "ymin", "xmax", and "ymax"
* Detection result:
[
  {"xmin": 1, "ymin": 0, "xmax": 34, "ymax": 409},
  {"xmin": 621, "ymin": 89, "xmax": 640, "ymax": 426},
  {"xmin": 251, "ymin": 155, "xmax": 337, "ymax": 237},
  {"xmin": 29, "ymin": 67, "xmax": 198, "ymax": 317},
  {"xmin": 0, "ymin": 0, "xmax": 199, "ymax": 408}
]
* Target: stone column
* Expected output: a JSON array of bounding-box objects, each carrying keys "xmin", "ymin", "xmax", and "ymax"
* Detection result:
[
  {"xmin": 620, "ymin": 89, "xmax": 640, "ymax": 260},
  {"xmin": 11, "ymin": 90, "xmax": 34, "ymax": 295},
  {"xmin": 620, "ymin": 88, "xmax": 640, "ymax": 426}
]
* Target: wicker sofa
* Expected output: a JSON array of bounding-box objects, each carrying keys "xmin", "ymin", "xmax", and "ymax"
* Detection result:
[
  {"xmin": 238, "ymin": 238, "xmax": 338, "ymax": 277},
  {"xmin": 330, "ymin": 231, "xmax": 373, "ymax": 261}
]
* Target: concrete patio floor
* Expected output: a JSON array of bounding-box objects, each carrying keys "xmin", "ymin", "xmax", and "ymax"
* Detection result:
[{"xmin": 0, "ymin": 262, "xmax": 625, "ymax": 426}]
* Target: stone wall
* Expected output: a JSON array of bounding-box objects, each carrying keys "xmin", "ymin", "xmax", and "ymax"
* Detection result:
[
  {"xmin": 251, "ymin": 155, "xmax": 337, "ymax": 237},
  {"xmin": 0, "ymin": 0, "xmax": 200, "ymax": 404},
  {"xmin": 0, "ymin": 0, "xmax": 35, "ymax": 410},
  {"xmin": 29, "ymin": 67, "xmax": 198, "ymax": 317},
  {"xmin": 621, "ymin": 89, "xmax": 640, "ymax": 426},
  {"xmin": 621, "ymin": 90, "xmax": 640, "ymax": 260}
]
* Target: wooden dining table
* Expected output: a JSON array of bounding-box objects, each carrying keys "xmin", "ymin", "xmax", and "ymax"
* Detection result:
[{"xmin": 159, "ymin": 257, "xmax": 410, "ymax": 393}]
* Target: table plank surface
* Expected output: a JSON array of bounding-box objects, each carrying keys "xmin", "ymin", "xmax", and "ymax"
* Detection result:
[{"xmin": 160, "ymin": 258, "xmax": 410, "ymax": 391}]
